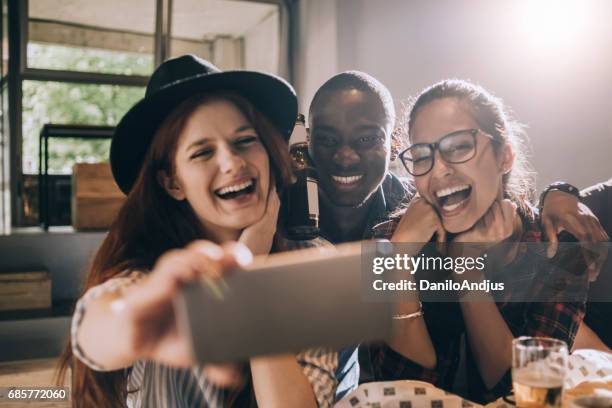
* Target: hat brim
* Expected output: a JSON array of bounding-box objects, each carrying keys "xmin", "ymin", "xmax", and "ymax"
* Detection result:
[{"xmin": 110, "ymin": 70, "xmax": 297, "ymax": 194}]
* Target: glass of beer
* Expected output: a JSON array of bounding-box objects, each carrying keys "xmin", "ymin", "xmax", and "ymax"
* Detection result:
[{"xmin": 512, "ymin": 336, "xmax": 568, "ymax": 408}]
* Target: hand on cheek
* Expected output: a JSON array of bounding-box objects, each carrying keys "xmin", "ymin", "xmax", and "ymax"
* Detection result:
[
  {"xmin": 391, "ymin": 195, "xmax": 446, "ymax": 245},
  {"xmin": 238, "ymin": 183, "xmax": 280, "ymax": 256}
]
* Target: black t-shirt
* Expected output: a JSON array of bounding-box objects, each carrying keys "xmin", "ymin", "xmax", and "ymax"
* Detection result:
[{"xmin": 581, "ymin": 177, "xmax": 612, "ymax": 347}]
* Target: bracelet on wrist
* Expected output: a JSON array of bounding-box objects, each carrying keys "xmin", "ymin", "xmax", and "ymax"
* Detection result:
[
  {"xmin": 538, "ymin": 181, "xmax": 580, "ymax": 215},
  {"xmin": 538, "ymin": 181, "xmax": 580, "ymax": 209},
  {"xmin": 392, "ymin": 301, "xmax": 424, "ymax": 320}
]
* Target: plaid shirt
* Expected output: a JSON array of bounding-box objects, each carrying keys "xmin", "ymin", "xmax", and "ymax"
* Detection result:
[{"xmin": 360, "ymin": 204, "xmax": 586, "ymax": 404}]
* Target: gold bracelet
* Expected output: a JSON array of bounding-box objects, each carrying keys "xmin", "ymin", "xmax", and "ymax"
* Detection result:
[{"xmin": 392, "ymin": 302, "xmax": 424, "ymax": 320}]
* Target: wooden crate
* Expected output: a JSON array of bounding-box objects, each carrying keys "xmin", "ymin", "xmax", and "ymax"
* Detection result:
[
  {"xmin": 72, "ymin": 163, "xmax": 125, "ymax": 230},
  {"xmin": 0, "ymin": 270, "xmax": 51, "ymax": 311}
]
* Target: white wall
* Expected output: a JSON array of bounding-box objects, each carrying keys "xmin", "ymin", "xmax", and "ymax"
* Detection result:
[
  {"xmin": 302, "ymin": 0, "xmax": 612, "ymax": 192},
  {"xmin": 295, "ymin": 0, "xmax": 339, "ymax": 115},
  {"xmin": 244, "ymin": 9, "xmax": 280, "ymax": 75}
]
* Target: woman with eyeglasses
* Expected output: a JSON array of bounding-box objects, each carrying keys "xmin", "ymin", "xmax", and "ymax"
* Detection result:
[{"xmin": 362, "ymin": 79, "xmax": 588, "ymax": 403}]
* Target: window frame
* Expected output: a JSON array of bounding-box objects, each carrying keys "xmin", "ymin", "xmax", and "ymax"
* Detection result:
[{"xmin": 6, "ymin": 0, "xmax": 293, "ymax": 228}]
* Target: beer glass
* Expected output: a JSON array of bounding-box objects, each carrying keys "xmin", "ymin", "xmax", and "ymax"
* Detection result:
[{"xmin": 512, "ymin": 336, "xmax": 568, "ymax": 408}]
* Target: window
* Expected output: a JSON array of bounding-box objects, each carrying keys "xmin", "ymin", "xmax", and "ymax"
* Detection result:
[
  {"xmin": 27, "ymin": 43, "xmax": 154, "ymax": 77},
  {"xmin": 6, "ymin": 0, "xmax": 291, "ymax": 228},
  {"xmin": 27, "ymin": 0, "xmax": 155, "ymax": 75},
  {"xmin": 22, "ymin": 81, "xmax": 144, "ymax": 174}
]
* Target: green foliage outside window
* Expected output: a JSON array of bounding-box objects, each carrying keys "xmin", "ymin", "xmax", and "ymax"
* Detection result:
[
  {"xmin": 27, "ymin": 42, "xmax": 154, "ymax": 76},
  {"xmin": 22, "ymin": 81, "xmax": 144, "ymax": 173},
  {"xmin": 22, "ymin": 43, "xmax": 148, "ymax": 174}
]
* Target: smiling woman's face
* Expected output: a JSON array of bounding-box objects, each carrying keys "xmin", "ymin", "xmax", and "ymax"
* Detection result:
[
  {"xmin": 163, "ymin": 98, "xmax": 270, "ymax": 239},
  {"xmin": 410, "ymin": 97, "xmax": 511, "ymax": 233}
]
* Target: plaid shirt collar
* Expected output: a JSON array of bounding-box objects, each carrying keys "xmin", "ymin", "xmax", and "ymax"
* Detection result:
[
  {"xmin": 362, "ymin": 173, "xmax": 412, "ymax": 240},
  {"xmin": 318, "ymin": 172, "xmax": 412, "ymax": 243}
]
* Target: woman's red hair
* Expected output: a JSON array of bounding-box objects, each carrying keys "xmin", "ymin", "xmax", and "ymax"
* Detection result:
[{"xmin": 56, "ymin": 92, "xmax": 294, "ymax": 407}]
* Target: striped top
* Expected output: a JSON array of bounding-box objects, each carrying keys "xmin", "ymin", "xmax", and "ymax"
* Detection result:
[{"xmin": 71, "ymin": 270, "xmax": 339, "ymax": 407}]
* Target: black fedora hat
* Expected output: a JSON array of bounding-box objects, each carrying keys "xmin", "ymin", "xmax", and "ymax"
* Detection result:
[{"xmin": 110, "ymin": 54, "xmax": 297, "ymax": 194}]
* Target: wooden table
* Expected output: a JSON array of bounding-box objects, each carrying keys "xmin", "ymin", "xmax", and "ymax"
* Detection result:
[{"xmin": 0, "ymin": 358, "xmax": 70, "ymax": 407}]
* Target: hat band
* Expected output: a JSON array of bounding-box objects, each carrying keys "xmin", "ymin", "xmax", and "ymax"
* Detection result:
[{"xmin": 155, "ymin": 71, "xmax": 220, "ymax": 93}]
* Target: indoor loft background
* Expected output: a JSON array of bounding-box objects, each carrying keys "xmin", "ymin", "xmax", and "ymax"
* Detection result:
[{"xmin": 0, "ymin": 0, "xmax": 288, "ymax": 231}]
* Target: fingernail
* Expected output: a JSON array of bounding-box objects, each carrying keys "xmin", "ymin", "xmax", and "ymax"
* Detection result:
[
  {"xmin": 376, "ymin": 240, "xmax": 394, "ymax": 256},
  {"xmin": 203, "ymin": 276, "xmax": 225, "ymax": 300},
  {"xmin": 198, "ymin": 245, "xmax": 224, "ymax": 261},
  {"xmin": 110, "ymin": 299, "xmax": 127, "ymax": 314},
  {"xmin": 231, "ymin": 242, "xmax": 253, "ymax": 266}
]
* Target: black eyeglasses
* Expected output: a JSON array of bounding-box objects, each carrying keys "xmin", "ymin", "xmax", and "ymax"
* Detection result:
[{"xmin": 399, "ymin": 129, "xmax": 497, "ymax": 176}]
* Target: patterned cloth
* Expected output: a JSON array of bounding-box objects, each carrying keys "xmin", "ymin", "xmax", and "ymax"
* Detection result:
[
  {"xmin": 335, "ymin": 379, "xmax": 481, "ymax": 408},
  {"xmin": 360, "ymin": 204, "xmax": 587, "ymax": 404}
]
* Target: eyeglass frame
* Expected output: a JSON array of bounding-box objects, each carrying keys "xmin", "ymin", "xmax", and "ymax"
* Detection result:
[{"xmin": 398, "ymin": 128, "xmax": 499, "ymax": 176}]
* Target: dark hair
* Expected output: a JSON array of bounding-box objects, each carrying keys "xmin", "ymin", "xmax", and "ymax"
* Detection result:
[
  {"xmin": 56, "ymin": 91, "xmax": 293, "ymax": 407},
  {"xmin": 404, "ymin": 79, "xmax": 535, "ymax": 203},
  {"xmin": 309, "ymin": 70, "xmax": 396, "ymax": 133}
]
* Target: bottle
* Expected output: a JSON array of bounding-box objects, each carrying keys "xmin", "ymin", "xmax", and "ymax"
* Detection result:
[{"xmin": 284, "ymin": 114, "xmax": 321, "ymax": 240}]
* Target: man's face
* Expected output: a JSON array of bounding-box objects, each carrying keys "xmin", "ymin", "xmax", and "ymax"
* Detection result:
[{"xmin": 309, "ymin": 89, "xmax": 391, "ymax": 207}]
